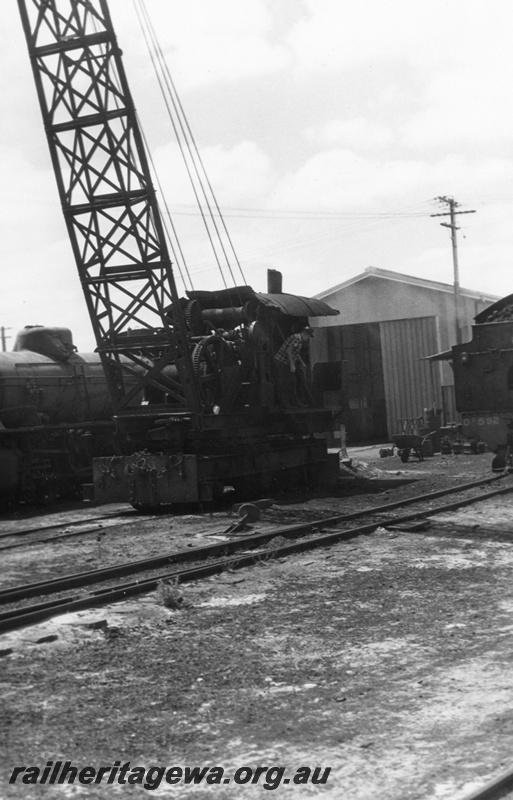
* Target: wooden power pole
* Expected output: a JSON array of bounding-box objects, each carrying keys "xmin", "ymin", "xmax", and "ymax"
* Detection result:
[{"xmin": 431, "ymin": 196, "xmax": 475, "ymax": 344}]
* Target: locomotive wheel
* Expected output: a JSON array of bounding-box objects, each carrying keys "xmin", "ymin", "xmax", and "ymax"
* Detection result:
[{"xmin": 192, "ymin": 336, "xmax": 241, "ymax": 413}]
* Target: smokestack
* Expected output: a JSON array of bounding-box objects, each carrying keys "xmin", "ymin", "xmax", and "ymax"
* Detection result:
[{"xmin": 267, "ymin": 269, "xmax": 283, "ymax": 294}]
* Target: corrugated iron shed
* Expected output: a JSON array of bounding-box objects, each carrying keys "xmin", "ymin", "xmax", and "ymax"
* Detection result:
[
  {"xmin": 380, "ymin": 317, "xmax": 439, "ymax": 436},
  {"xmin": 316, "ymin": 266, "xmax": 499, "ymax": 305},
  {"xmin": 310, "ymin": 267, "xmax": 496, "ymax": 441}
]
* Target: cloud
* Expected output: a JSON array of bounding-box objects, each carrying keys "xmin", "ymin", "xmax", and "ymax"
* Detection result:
[
  {"xmin": 0, "ymin": 138, "xmax": 98, "ymax": 349},
  {"xmin": 401, "ymin": 65, "xmax": 513, "ymax": 150},
  {"xmin": 306, "ymin": 117, "xmax": 394, "ymax": 151},
  {"xmin": 188, "ymin": 140, "xmax": 274, "ymax": 205},
  {"xmin": 151, "ymin": 138, "xmax": 273, "ymax": 213},
  {"xmin": 0, "ymin": 234, "xmax": 93, "ymax": 352},
  {"xmin": 288, "ymin": 0, "xmax": 513, "ymax": 160},
  {"xmin": 109, "ymin": 0, "xmax": 291, "ymax": 91},
  {"xmin": 270, "ymin": 149, "xmax": 513, "ymax": 211},
  {"xmin": 0, "ymin": 148, "xmax": 66, "ymax": 248},
  {"xmin": 287, "ymin": 0, "xmax": 513, "ymax": 72}
]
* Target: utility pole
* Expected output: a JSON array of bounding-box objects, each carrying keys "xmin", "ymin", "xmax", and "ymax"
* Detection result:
[{"xmin": 431, "ymin": 196, "xmax": 475, "ymax": 344}]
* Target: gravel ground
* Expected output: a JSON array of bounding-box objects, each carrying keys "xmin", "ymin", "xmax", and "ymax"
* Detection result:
[{"xmin": 2, "ymin": 447, "xmax": 513, "ymax": 799}]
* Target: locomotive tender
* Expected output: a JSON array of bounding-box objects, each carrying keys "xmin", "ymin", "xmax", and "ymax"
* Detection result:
[
  {"xmin": 451, "ymin": 293, "xmax": 513, "ymax": 469},
  {"xmin": 0, "ymin": 325, "xmax": 125, "ymax": 503}
]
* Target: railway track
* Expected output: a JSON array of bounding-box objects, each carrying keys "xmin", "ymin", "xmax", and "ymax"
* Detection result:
[
  {"xmin": 0, "ymin": 508, "xmax": 134, "ymax": 538},
  {"xmin": 460, "ymin": 764, "xmax": 513, "ymax": 800},
  {"xmin": 0, "ymin": 507, "xmax": 145, "ymax": 550},
  {"xmin": 1, "ymin": 474, "xmax": 513, "ymax": 635},
  {"xmin": 0, "ymin": 511, "xmax": 153, "ymax": 552},
  {"xmin": 0, "ymin": 473, "xmax": 505, "ymax": 553}
]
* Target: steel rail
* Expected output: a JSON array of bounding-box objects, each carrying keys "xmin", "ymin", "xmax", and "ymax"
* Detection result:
[
  {"xmin": 0, "ymin": 473, "xmax": 508, "ymax": 606},
  {"xmin": 0, "ymin": 515, "xmax": 152, "ymax": 553},
  {"xmin": 0, "ymin": 509, "xmax": 138, "ymax": 541},
  {"xmin": 1, "ymin": 479, "xmax": 513, "ymax": 634},
  {"xmin": 458, "ymin": 764, "xmax": 513, "ymax": 800}
]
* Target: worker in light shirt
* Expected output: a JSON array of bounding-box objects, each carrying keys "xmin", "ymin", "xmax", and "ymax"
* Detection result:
[{"xmin": 273, "ymin": 326, "xmax": 314, "ymax": 408}]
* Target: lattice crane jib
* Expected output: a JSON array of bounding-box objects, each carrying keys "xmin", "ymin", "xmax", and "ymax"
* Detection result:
[{"xmin": 17, "ymin": 0, "xmax": 202, "ymax": 415}]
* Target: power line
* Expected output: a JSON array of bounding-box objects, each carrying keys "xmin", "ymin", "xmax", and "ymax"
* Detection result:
[{"xmin": 164, "ymin": 204, "xmax": 433, "ymax": 221}]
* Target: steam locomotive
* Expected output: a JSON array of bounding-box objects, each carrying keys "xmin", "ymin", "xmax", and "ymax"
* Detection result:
[{"xmin": 451, "ymin": 293, "xmax": 513, "ymax": 469}]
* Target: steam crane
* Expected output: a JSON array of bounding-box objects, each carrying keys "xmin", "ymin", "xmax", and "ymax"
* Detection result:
[{"xmin": 17, "ymin": 0, "xmax": 339, "ymax": 510}]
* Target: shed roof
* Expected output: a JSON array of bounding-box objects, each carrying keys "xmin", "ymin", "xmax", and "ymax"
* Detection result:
[{"xmin": 315, "ymin": 266, "xmax": 500, "ymax": 303}]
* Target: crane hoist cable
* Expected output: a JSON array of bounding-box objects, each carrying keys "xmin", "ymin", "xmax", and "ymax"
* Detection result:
[
  {"xmin": 87, "ymin": 4, "xmax": 192, "ymax": 295},
  {"xmin": 133, "ymin": 0, "xmax": 243, "ymax": 295},
  {"xmin": 132, "ymin": 0, "xmax": 247, "ymax": 301},
  {"xmin": 139, "ymin": 123, "xmax": 195, "ymax": 294}
]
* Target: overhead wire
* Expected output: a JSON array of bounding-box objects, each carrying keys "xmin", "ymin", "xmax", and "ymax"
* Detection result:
[
  {"xmin": 163, "ymin": 197, "xmax": 435, "ymax": 220},
  {"xmin": 184, "ymin": 204, "xmax": 435, "ymax": 275},
  {"xmin": 164, "ymin": 206, "xmax": 431, "ymax": 220},
  {"xmin": 183, "ymin": 218, "xmax": 415, "ymax": 277}
]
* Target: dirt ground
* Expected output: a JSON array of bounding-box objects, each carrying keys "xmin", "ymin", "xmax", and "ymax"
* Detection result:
[{"xmin": 2, "ymin": 446, "xmax": 513, "ymax": 799}]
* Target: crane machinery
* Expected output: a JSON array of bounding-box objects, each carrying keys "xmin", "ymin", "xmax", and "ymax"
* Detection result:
[{"xmin": 16, "ymin": 0, "xmax": 339, "ymax": 510}]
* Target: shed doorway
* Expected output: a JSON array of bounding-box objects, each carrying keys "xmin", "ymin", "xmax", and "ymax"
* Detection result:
[{"xmin": 317, "ymin": 323, "xmax": 387, "ymax": 443}]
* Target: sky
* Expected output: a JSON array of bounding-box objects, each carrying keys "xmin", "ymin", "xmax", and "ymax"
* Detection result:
[{"xmin": 1, "ymin": 0, "xmax": 513, "ymax": 351}]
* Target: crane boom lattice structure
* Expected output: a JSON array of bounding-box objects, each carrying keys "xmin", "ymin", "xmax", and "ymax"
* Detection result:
[{"xmin": 17, "ymin": 0, "xmax": 201, "ymax": 414}]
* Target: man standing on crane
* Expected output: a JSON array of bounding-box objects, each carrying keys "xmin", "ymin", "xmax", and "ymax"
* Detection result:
[{"xmin": 273, "ymin": 326, "xmax": 314, "ymax": 408}]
